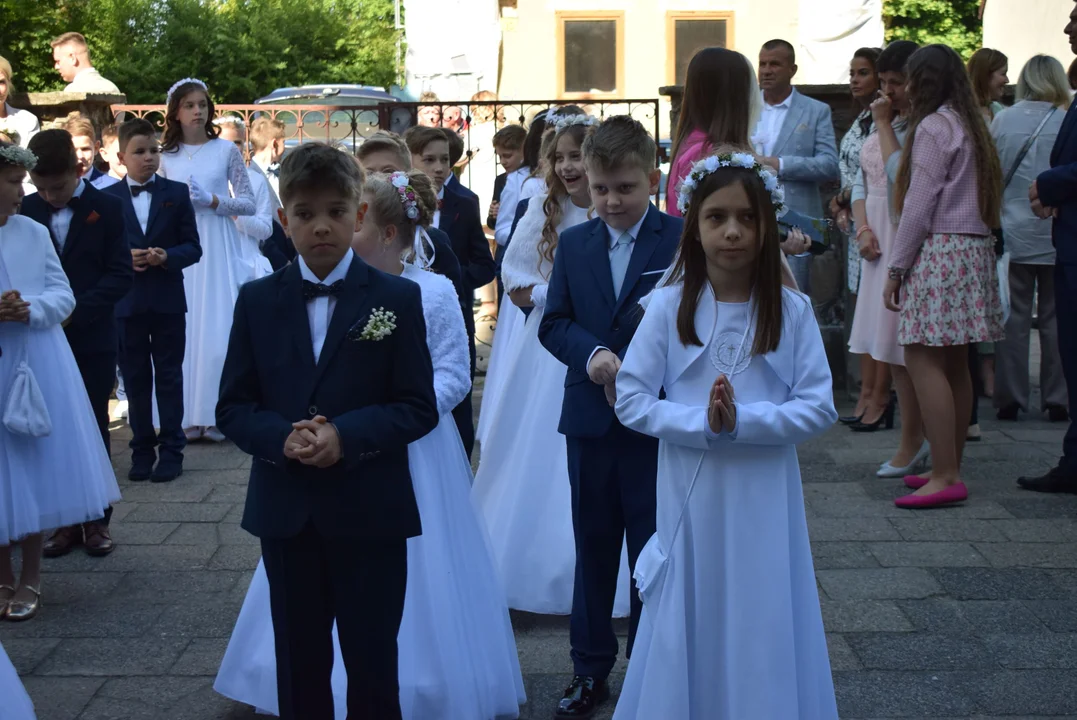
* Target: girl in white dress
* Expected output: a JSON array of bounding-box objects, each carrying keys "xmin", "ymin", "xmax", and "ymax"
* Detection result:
[
  {"xmin": 158, "ymin": 79, "xmax": 257, "ymax": 441},
  {"xmin": 215, "ymin": 170, "xmax": 525, "ymax": 720},
  {"xmin": 613, "ymin": 154, "xmax": 838, "ymax": 719},
  {"xmin": 0, "ymin": 144, "xmax": 120, "ymax": 622},
  {"xmin": 473, "ymin": 116, "xmax": 631, "ymax": 616}
]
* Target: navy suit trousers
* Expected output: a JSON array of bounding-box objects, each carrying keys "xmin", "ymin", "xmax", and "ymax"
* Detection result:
[
  {"xmin": 1056, "ymin": 262, "xmax": 1077, "ymax": 471},
  {"xmin": 118, "ymin": 313, "xmax": 186, "ymax": 464}
]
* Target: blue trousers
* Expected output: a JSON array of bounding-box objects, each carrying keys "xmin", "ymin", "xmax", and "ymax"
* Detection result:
[{"xmin": 118, "ymin": 313, "xmax": 186, "ymax": 465}]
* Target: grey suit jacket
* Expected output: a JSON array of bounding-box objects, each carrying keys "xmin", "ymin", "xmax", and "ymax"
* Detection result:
[{"xmin": 772, "ymin": 88, "xmax": 840, "ymax": 218}]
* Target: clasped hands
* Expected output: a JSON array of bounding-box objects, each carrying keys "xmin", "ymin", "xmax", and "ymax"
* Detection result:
[
  {"xmin": 131, "ymin": 247, "xmax": 168, "ymax": 272},
  {"xmin": 283, "ymin": 415, "xmax": 343, "ymax": 468},
  {"xmin": 588, "ymin": 349, "xmax": 620, "ymax": 408},
  {"xmin": 708, "ymin": 374, "xmax": 736, "ymax": 434},
  {"xmin": 0, "ymin": 289, "xmax": 30, "ymax": 323},
  {"xmin": 1029, "ymin": 180, "xmax": 1058, "ymax": 220}
]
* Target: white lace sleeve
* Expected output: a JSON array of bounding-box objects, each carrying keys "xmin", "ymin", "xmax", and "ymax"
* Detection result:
[
  {"xmin": 234, "ymin": 169, "xmax": 274, "ymax": 242},
  {"xmin": 217, "ymin": 142, "xmax": 257, "ymax": 217},
  {"xmin": 501, "ymin": 192, "xmax": 551, "ymax": 291},
  {"xmin": 413, "ymin": 268, "xmax": 472, "ymax": 414}
]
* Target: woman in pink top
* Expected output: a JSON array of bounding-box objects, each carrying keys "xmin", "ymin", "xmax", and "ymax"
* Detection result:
[{"xmin": 883, "ymin": 45, "xmax": 1005, "ymax": 509}]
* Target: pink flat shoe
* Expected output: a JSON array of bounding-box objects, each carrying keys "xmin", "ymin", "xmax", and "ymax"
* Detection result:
[
  {"xmin": 894, "ymin": 482, "xmax": 968, "ymax": 509},
  {"xmin": 904, "ymin": 475, "xmax": 930, "ymax": 490}
]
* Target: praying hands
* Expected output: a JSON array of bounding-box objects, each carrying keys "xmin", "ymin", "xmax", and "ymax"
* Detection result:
[{"xmin": 0, "ymin": 289, "xmax": 30, "ymax": 323}]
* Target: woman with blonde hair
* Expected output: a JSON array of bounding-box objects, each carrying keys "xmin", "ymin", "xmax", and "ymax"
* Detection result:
[
  {"xmin": 991, "ymin": 55, "xmax": 1070, "ymax": 423},
  {"xmin": 0, "ymin": 56, "xmax": 40, "ymax": 149}
]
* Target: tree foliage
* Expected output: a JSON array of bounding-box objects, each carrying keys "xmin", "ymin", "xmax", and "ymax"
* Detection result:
[
  {"xmin": 884, "ymin": 0, "xmax": 984, "ymax": 59},
  {"xmin": 0, "ymin": 0, "xmax": 402, "ymax": 103}
]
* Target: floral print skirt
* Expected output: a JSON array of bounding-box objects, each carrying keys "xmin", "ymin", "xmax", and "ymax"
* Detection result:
[{"xmin": 898, "ymin": 233, "xmax": 1005, "ymax": 347}]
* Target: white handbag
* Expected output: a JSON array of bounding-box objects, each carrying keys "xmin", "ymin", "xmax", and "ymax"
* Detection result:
[
  {"xmin": 997, "ymin": 251, "xmax": 1012, "ymax": 326},
  {"xmin": 3, "ymin": 341, "xmax": 52, "ymax": 437}
]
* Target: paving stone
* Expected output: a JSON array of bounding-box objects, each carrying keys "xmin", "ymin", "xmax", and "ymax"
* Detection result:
[
  {"xmin": 890, "ymin": 518, "xmax": 1008, "ymax": 543},
  {"xmin": 112, "ymin": 571, "xmax": 243, "ymax": 602},
  {"xmin": 199, "ymin": 469, "xmax": 254, "ymax": 486},
  {"xmin": 36, "ymin": 637, "xmax": 191, "ymax": 675},
  {"xmin": 1000, "ymin": 428, "xmax": 1069, "ymax": 444},
  {"xmin": 525, "ymin": 672, "xmax": 623, "ymax": 720},
  {"xmin": 216, "ymin": 523, "xmax": 259, "ymax": 546},
  {"xmin": 826, "ymin": 633, "xmax": 862, "ymax": 671},
  {"xmin": 179, "ymin": 444, "xmax": 250, "ymax": 471},
  {"xmin": 204, "ymin": 484, "xmax": 250, "ymax": 504},
  {"xmin": 932, "ymin": 568, "xmax": 1069, "ymax": 600},
  {"xmin": 108, "ymin": 502, "xmax": 140, "ymax": 523},
  {"xmin": 808, "ymin": 517, "xmax": 903, "ymax": 542},
  {"xmin": 975, "ymin": 543, "xmax": 1077, "ymax": 569},
  {"xmin": 20, "ymin": 676, "xmax": 105, "ymax": 720},
  {"xmin": 811, "ymin": 542, "xmax": 879, "ymax": 570},
  {"xmin": 962, "ymin": 670, "xmax": 1077, "ymax": 715},
  {"xmin": 123, "ymin": 502, "xmax": 234, "ymax": 523},
  {"xmin": 867, "ymin": 542, "xmax": 990, "ymax": 568},
  {"xmin": 896, "ymin": 599, "xmax": 1049, "ymax": 636},
  {"xmin": 833, "ymin": 671, "xmax": 978, "ymax": 717},
  {"xmin": 170, "ymin": 638, "xmax": 231, "ymax": 675},
  {"xmin": 208, "ymin": 545, "xmax": 262, "ymax": 571},
  {"xmin": 35, "ymin": 571, "xmax": 125, "ymax": 605},
  {"xmin": 164, "ymin": 522, "xmax": 222, "ymax": 545},
  {"xmin": 991, "ymin": 518, "xmax": 1077, "ymax": 543},
  {"xmin": 222, "ymin": 504, "xmax": 246, "ymax": 523},
  {"xmin": 844, "ymin": 632, "xmax": 996, "ymax": 671},
  {"xmin": 1024, "ymin": 600, "xmax": 1077, "ymax": 632},
  {"xmin": 808, "ymin": 499, "xmax": 909, "ymax": 519},
  {"xmin": 996, "ymin": 496, "xmax": 1077, "ymax": 519},
  {"xmin": 118, "ymin": 481, "xmax": 215, "ymax": 504},
  {"xmin": 816, "ymin": 568, "xmax": 942, "ymax": 601},
  {"xmin": 0, "ymin": 637, "xmax": 60, "ymax": 673},
  {"xmin": 515, "ymin": 630, "xmax": 576, "ymax": 674},
  {"xmin": 0, "ymin": 599, "xmax": 165, "ymax": 639},
  {"xmin": 820, "ymin": 600, "xmax": 915, "ymax": 632},
  {"xmin": 153, "ymin": 599, "xmax": 245, "ymax": 639},
  {"xmin": 802, "ymin": 483, "xmax": 871, "ymax": 503},
  {"xmin": 963, "ymin": 442, "xmax": 1056, "ymax": 461},
  {"xmin": 983, "ymin": 634, "xmax": 1077, "ymax": 669},
  {"xmin": 801, "ymin": 462, "xmax": 881, "ymax": 483},
  {"xmin": 111, "ymin": 522, "xmax": 182, "ymax": 545}
]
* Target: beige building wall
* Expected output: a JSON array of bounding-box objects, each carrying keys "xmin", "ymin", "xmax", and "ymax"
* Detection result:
[
  {"xmin": 983, "ymin": 0, "xmax": 1073, "ymax": 78},
  {"xmin": 500, "ymin": 0, "xmax": 799, "ymax": 138}
]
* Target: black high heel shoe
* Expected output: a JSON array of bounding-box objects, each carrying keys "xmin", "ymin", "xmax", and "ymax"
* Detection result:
[
  {"xmin": 851, "ymin": 401, "xmax": 895, "ymax": 432},
  {"xmin": 839, "ymin": 412, "xmax": 865, "ymax": 425}
]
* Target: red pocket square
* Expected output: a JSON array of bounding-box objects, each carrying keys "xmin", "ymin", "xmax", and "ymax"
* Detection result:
[
  {"xmin": 86, "ymin": 210, "xmax": 100, "ymax": 224},
  {"xmin": 163, "ymin": 201, "xmax": 174, "ymax": 208}
]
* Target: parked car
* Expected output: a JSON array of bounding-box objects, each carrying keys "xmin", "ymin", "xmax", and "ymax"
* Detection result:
[{"xmin": 253, "ymin": 84, "xmax": 398, "ymax": 151}]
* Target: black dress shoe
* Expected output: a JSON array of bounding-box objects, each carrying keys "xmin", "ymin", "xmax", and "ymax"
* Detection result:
[
  {"xmin": 554, "ymin": 676, "xmax": 610, "ymax": 719},
  {"xmin": 1017, "ymin": 466, "xmax": 1077, "ymax": 494},
  {"xmin": 996, "ymin": 404, "xmax": 1020, "ymax": 421},
  {"xmin": 128, "ymin": 457, "xmax": 155, "ymax": 482},
  {"xmin": 152, "ymin": 464, "xmax": 183, "ymax": 483},
  {"xmin": 1047, "ymin": 405, "xmax": 1070, "ymax": 423}
]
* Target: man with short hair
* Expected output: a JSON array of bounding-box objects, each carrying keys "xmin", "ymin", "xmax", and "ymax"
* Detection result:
[
  {"xmin": 51, "ymin": 31, "xmax": 121, "ymax": 94},
  {"xmin": 753, "ymin": 38, "xmax": 839, "ymax": 292}
]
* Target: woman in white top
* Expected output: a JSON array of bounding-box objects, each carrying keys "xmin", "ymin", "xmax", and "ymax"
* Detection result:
[
  {"xmin": 990, "ymin": 55, "xmax": 1070, "ymax": 421},
  {"xmin": 0, "ymin": 56, "xmax": 41, "ymax": 198}
]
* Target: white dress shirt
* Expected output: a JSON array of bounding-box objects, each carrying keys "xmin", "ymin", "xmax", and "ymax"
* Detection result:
[
  {"xmin": 64, "ymin": 67, "xmax": 121, "ymax": 94},
  {"xmin": 586, "ymin": 212, "xmax": 649, "ymax": 369},
  {"xmin": 49, "ymin": 178, "xmax": 88, "ymax": 252},
  {"xmin": 493, "ymin": 166, "xmax": 530, "ymax": 246},
  {"xmin": 298, "ymin": 251, "xmax": 353, "ymax": 364},
  {"xmin": 433, "ymin": 187, "xmax": 444, "ymax": 230},
  {"xmin": 126, "ymin": 175, "xmax": 154, "ymax": 234},
  {"xmin": 753, "ymin": 91, "xmax": 792, "ymax": 171}
]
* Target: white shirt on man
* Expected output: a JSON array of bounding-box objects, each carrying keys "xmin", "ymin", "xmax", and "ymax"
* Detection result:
[
  {"xmin": 298, "ymin": 250, "xmax": 353, "ymax": 364},
  {"xmin": 126, "ymin": 175, "xmax": 155, "ymax": 234},
  {"xmin": 753, "ymin": 91, "xmax": 793, "ymax": 168},
  {"xmin": 64, "ymin": 67, "xmax": 121, "ymax": 94},
  {"xmin": 48, "ymin": 178, "xmax": 87, "ymax": 251}
]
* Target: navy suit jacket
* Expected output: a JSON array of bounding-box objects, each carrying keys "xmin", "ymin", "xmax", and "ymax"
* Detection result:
[
  {"xmin": 216, "ymin": 254, "xmax": 439, "ymax": 540},
  {"xmin": 1038, "ymin": 94, "xmax": 1077, "ymax": 266},
  {"xmin": 426, "ymin": 226, "xmax": 467, "ymax": 317},
  {"xmin": 539, "ymin": 205, "xmax": 682, "ymax": 438},
  {"xmin": 104, "ymin": 177, "xmax": 202, "ymax": 317},
  {"xmin": 439, "ymin": 184, "xmax": 496, "ymax": 295},
  {"xmin": 21, "ymin": 182, "xmax": 133, "ymax": 356},
  {"xmin": 446, "ymin": 172, "xmax": 480, "ymax": 210},
  {"xmin": 261, "ymin": 220, "xmax": 296, "ymax": 271}
]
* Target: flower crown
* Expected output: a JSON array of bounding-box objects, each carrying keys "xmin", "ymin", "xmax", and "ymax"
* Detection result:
[
  {"xmin": 212, "ymin": 115, "xmax": 245, "ymax": 128},
  {"xmin": 676, "ymin": 152, "xmax": 786, "ymax": 218},
  {"xmin": 550, "ymin": 113, "xmax": 599, "ymax": 133},
  {"xmin": 0, "ymin": 145, "xmax": 37, "ymax": 170},
  {"xmin": 389, "ymin": 172, "xmax": 421, "ymax": 221},
  {"xmin": 166, "ymin": 77, "xmax": 208, "ymax": 105}
]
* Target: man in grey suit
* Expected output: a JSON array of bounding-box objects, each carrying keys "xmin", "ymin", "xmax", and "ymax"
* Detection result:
[{"xmin": 753, "ymin": 39, "xmax": 839, "ymax": 292}]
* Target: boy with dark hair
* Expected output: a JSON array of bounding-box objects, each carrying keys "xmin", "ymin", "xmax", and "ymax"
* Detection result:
[
  {"xmin": 539, "ymin": 116, "xmax": 682, "ymax": 719},
  {"xmin": 22, "ymin": 128, "xmax": 133, "ymax": 557},
  {"xmin": 217, "ymin": 142, "xmax": 438, "ymax": 720},
  {"xmin": 405, "ymin": 125, "xmax": 495, "ymax": 458},
  {"xmin": 95, "ymin": 123, "xmax": 125, "ymax": 189},
  {"xmin": 104, "ymin": 117, "xmax": 202, "ymax": 482}
]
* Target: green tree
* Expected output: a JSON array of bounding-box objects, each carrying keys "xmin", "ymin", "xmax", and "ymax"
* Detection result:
[{"xmin": 884, "ymin": 0, "xmax": 984, "ymax": 59}]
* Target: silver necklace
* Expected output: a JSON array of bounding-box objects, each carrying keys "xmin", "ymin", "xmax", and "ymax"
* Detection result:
[{"xmin": 180, "ymin": 141, "xmax": 208, "ymax": 162}]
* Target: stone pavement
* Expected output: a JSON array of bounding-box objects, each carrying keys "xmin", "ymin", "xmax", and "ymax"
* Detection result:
[{"xmin": 4, "ymin": 360, "xmax": 1077, "ymax": 718}]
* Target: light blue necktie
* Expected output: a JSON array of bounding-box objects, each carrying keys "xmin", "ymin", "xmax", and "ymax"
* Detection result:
[{"xmin": 610, "ymin": 231, "xmax": 633, "ymax": 301}]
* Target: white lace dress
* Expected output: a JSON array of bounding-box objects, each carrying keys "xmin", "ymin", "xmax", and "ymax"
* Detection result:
[
  {"xmin": 472, "ymin": 194, "xmax": 631, "ymax": 616},
  {"xmin": 215, "ymin": 264, "xmax": 525, "ymax": 720},
  {"xmin": 159, "ymin": 138, "xmax": 258, "ymax": 428}
]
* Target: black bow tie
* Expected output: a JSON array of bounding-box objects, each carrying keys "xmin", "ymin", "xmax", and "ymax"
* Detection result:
[
  {"xmin": 47, "ymin": 197, "xmax": 78, "ymax": 214},
  {"xmin": 302, "ymin": 279, "xmax": 344, "ymax": 301},
  {"xmin": 130, "ymin": 182, "xmax": 155, "ymax": 197},
  {"xmin": 267, "ymin": 163, "xmax": 281, "ymax": 178}
]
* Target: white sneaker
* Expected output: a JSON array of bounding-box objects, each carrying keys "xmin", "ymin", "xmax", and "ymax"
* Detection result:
[
  {"xmin": 184, "ymin": 426, "xmax": 204, "ymax": 442},
  {"xmin": 110, "ymin": 400, "xmax": 129, "ymax": 422},
  {"xmin": 203, "ymin": 426, "xmax": 226, "ymax": 443}
]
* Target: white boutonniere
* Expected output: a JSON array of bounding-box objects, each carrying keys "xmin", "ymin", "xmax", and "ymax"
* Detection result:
[{"xmin": 353, "ymin": 308, "xmax": 397, "ymax": 341}]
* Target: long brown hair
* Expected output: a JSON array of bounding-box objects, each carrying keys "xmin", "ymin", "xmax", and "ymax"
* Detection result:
[
  {"xmin": 967, "ymin": 47, "xmax": 1008, "ymax": 113},
  {"xmin": 671, "ymin": 48, "xmax": 756, "ymax": 168},
  {"xmin": 537, "ymin": 123, "xmax": 591, "ymax": 271},
  {"xmin": 161, "ymin": 82, "xmax": 220, "ymax": 153},
  {"xmin": 894, "ymin": 45, "xmax": 1002, "ymax": 228},
  {"xmin": 669, "ymin": 163, "xmax": 784, "ymax": 355}
]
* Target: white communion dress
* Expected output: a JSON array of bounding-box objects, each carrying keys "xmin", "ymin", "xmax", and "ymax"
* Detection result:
[
  {"xmin": 214, "ymin": 263, "xmax": 525, "ymax": 720},
  {"xmin": 159, "ymin": 138, "xmax": 259, "ymax": 429},
  {"xmin": 612, "ymin": 283, "xmax": 839, "ymax": 720},
  {"xmin": 472, "ymin": 194, "xmax": 631, "ymax": 616}
]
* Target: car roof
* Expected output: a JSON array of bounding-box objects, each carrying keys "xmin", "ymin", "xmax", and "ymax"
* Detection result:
[{"xmin": 254, "ymin": 85, "xmax": 397, "ymax": 104}]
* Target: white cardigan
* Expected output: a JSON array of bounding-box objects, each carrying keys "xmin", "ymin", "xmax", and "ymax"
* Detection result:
[{"xmin": 0, "ymin": 215, "xmax": 75, "ymax": 329}]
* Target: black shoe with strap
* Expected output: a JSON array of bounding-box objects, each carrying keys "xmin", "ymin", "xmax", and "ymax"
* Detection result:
[
  {"xmin": 1047, "ymin": 405, "xmax": 1070, "ymax": 423},
  {"xmin": 1017, "ymin": 465, "xmax": 1077, "ymax": 494},
  {"xmin": 850, "ymin": 401, "xmax": 895, "ymax": 433},
  {"xmin": 554, "ymin": 676, "xmax": 610, "ymax": 719}
]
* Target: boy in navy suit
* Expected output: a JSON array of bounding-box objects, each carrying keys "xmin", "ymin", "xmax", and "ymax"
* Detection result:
[
  {"xmin": 216, "ymin": 143, "xmax": 438, "ymax": 720},
  {"xmin": 22, "ymin": 129, "xmax": 134, "ymax": 557},
  {"xmin": 539, "ymin": 116, "xmax": 683, "ymax": 719},
  {"xmin": 406, "ymin": 126, "xmax": 495, "ymax": 458},
  {"xmin": 104, "ymin": 118, "xmax": 202, "ymax": 482}
]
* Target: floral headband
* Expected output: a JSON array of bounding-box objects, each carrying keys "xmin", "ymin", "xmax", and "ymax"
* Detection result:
[
  {"xmin": 212, "ymin": 116, "xmax": 245, "ymax": 128},
  {"xmin": 676, "ymin": 152, "xmax": 787, "ymax": 218},
  {"xmin": 550, "ymin": 113, "xmax": 599, "ymax": 133},
  {"xmin": 166, "ymin": 77, "xmax": 208, "ymax": 105},
  {"xmin": 0, "ymin": 145, "xmax": 37, "ymax": 170},
  {"xmin": 389, "ymin": 172, "xmax": 421, "ymax": 221}
]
